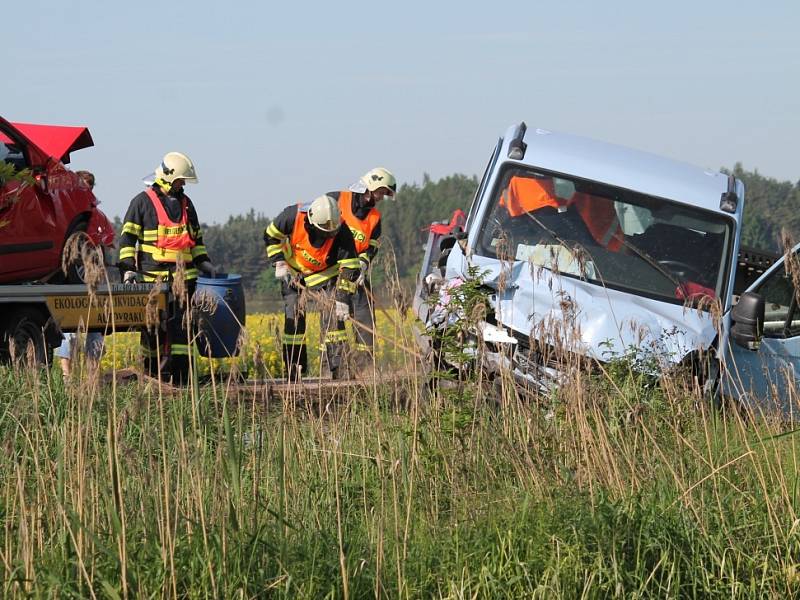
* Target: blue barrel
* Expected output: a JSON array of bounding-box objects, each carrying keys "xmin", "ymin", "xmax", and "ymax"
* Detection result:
[{"xmin": 195, "ymin": 273, "xmax": 246, "ymax": 358}]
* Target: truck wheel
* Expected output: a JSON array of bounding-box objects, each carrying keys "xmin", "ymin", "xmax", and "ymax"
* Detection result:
[{"xmin": 3, "ymin": 308, "xmax": 50, "ymax": 366}]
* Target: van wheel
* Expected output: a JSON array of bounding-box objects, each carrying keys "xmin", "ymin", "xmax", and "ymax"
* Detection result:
[{"xmin": 3, "ymin": 308, "xmax": 50, "ymax": 366}]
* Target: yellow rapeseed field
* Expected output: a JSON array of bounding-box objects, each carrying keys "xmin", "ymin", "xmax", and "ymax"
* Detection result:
[{"xmin": 99, "ymin": 308, "xmax": 414, "ymax": 378}]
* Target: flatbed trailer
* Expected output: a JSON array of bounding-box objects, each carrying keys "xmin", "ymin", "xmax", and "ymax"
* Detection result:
[{"xmin": 0, "ymin": 282, "xmax": 170, "ymax": 363}]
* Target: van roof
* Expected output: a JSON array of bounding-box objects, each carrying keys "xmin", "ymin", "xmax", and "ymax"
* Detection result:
[{"xmin": 504, "ymin": 124, "xmax": 732, "ymax": 213}]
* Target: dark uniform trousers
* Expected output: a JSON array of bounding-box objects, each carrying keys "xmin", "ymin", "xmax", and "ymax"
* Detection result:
[
  {"xmin": 281, "ymin": 279, "xmax": 348, "ymax": 380},
  {"xmin": 350, "ymin": 280, "xmax": 375, "ymax": 355},
  {"xmin": 141, "ymin": 280, "xmax": 196, "ymax": 383}
]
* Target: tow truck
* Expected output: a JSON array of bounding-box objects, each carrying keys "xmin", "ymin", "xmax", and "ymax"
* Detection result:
[{"xmin": 0, "ymin": 115, "xmax": 171, "ymax": 366}]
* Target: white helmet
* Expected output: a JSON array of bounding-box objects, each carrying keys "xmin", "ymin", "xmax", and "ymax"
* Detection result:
[
  {"xmin": 155, "ymin": 151, "xmax": 198, "ymax": 184},
  {"xmin": 307, "ymin": 195, "xmax": 341, "ymax": 233},
  {"xmin": 360, "ymin": 167, "xmax": 396, "ymax": 193}
]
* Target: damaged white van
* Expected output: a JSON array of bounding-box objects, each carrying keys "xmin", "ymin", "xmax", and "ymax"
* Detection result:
[{"xmin": 415, "ymin": 123, "xmax": 797, "ymax": 415}]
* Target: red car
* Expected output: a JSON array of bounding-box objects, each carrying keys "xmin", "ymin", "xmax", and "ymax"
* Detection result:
[{"xmin": 0, "ymin": 116, "xmax": 115, "ymax": 284}]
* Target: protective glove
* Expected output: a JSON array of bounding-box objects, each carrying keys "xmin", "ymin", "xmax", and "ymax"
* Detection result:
[
  {"xmin": 274, "ymin": 260, "xmax": 290, "ymax": 280},
  {"xmin": 123, "ymin": 270, "xmax": 138, "ymax": 285},
  {"xmin": 197, "ymin": 261, "xmax": 218, "ymax": 277},
  {"xmin": 335, "ymin": 300, "xmax": 350, "ymax": 321},
  {"xmin": 355, "ymin": 260, "xmax": 369, "ymax": 287}
]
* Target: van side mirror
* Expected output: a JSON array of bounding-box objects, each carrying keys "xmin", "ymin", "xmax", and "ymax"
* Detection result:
[{"xmin": 731, "ymin": 291, "xmax": 765, "ymax": 350}]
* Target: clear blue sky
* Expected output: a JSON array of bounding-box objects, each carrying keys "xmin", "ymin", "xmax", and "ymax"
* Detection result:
[{"xmin": 5, "ymin": 0, "xmax": 799, "ymax": 224}]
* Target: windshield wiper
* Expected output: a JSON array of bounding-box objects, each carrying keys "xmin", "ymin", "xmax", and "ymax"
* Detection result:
[{"xmin": 616, "ymin": 239, "xmax": 687, "ymax": 292}]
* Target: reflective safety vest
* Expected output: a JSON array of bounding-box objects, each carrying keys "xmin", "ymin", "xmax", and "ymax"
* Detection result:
[
  {"xmin": 143, "ymin": 188, "xmax": 195, "ymax": 263},
  {"xmin": 499, "ymin": 176, "xmax": 622, "ymax": 252},
  {"xmin": 498, "ymin": 176, "xmax": 558, "ymax": 217},
  {"xmin": 337, "ymin": 191, "xmax": 380, "ymax": 255},
  {"xmin": 284, "ymin": 204, "xmax": 334, "ymax": 274},
  {"xmin": 571, "ymin": 193, "xmax": 623, "ymax": 252}
]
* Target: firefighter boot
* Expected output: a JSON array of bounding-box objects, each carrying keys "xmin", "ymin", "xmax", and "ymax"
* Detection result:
[
  {"xmin": 321, "ymin": 342, "xmax": 347, "ymax": 380},
  {"xmin": 282, "ymin": 343, "xmax": 307, "ymax": 382}
]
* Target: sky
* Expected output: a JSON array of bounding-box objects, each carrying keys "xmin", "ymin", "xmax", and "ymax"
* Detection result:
[{"xmin": 4, "ymin": 0, "xmax": 799, "ymax": 224}]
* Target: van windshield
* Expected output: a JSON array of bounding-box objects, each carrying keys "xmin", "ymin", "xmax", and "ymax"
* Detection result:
[{"xmin": 476, "ymin": 167, "xmax": 734, "ymax": 306}]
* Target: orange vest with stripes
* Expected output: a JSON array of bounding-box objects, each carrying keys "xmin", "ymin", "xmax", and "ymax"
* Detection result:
[
  {"xmin": 145, "ymin": 188, "xmax": 195, "ymax": 259},
  {"xmin": 498, "ymin": 176, "xmax": 558, "ymax": 217},
  {"xmin": 499, "ymin": 176, "xmax": 622, "ymax": 251},
  {"xmin": 289, "ymin": 204, "xmax": 334, "ymax": 273},
  {"xmin": 337, "ymin": 191, "xmax": 380, "ymax": 255}
]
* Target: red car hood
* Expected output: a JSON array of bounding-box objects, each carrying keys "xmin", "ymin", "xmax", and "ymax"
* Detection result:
[{"xmin": 0, "ymin": 122, "xmax": 93, "ymax": 164}]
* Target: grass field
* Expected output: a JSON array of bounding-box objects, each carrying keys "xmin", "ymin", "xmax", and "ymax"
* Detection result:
[{"xmin": 2, "ymin": 304, "xmax": 800, "ymax": 597}]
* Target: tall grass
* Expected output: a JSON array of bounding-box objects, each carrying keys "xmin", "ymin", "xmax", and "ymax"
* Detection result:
[
  {"xmin": 2, "ymin": 251, "xmax": 800, "ymax": 598},
  {"xmin": 2, "ymin": 338, "xmax": 800, "ymax": 597}
]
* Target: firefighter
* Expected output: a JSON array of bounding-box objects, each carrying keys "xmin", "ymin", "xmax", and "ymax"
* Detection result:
[
  {"xmin": 118, "ymin": 151, "xmax": 217, "ymax": 382},
  {"xmin": 327, "ymin": 168, "xmax": 396, "ymax": 368},
  {"xmin": 264, "ymin": 194, "xmax": 360, "ymax": 380}
]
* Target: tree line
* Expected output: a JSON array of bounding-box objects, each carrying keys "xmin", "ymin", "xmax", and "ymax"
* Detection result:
[
  {"xmin": 113, "ymin": 167, "xmax": 799, "ymax": 300},
  {"xmin": 729, "ymin": 164, "xmax": 800, "ymax": 252},
  {"xmin": 194, "ymin": 173, "xmax": 479, "ymax": 301}
]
